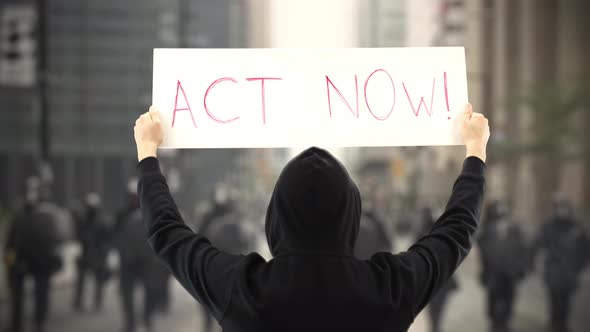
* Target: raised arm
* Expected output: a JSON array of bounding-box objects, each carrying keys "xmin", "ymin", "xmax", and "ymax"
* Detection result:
[
  {"xmin": 134, "ymin": 107, "xmax": 246, "ymax": 321},
  {"xmin": 377, "ymin": 104, "xmax": 489, "ymax": 317}
]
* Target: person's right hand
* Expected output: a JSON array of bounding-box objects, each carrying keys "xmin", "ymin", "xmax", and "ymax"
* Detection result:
[
  {"xmin": 460, "ymin": 103, "xmax": 490, "ymax": 162},
  {"xmin": 134, "ymin": 106, "xmax": 164, "ymax": 162}
]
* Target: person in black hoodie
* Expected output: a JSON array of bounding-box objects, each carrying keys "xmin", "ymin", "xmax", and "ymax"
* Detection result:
[{"xmin": 132, "ymin": 103, "xmax": 489, "ymax": 332}]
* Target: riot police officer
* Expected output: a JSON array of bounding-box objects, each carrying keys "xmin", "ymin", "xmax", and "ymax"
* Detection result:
[
  {"xmin": 353, "ymin": 204, "xmax": 392, "ymax": 260},
  {"xmin": 72, "ymin": 193, "xmax": 112, "ymax": 312},
  {"xmin": 535, "ymin": 196, "xmax": 590, "ymax": 332},
  {"xmin": 114, "ymin": 179, "xmax": 169, "ymax": 332},
  {"xmin": 478, "ymin": 200, "xmax": 529, "ymax": 332},
  {"xmin": 196, "ymin": 183, "xmax": 254, "ymax": 332},
  {"xmin": 4, "ymin": 177, "xmax": 65, "ymax": 332}
]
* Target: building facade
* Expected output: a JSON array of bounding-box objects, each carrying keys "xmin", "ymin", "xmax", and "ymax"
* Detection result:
[
  {"xmin": 0, "ymin": 0, "xmax": 249, "ymax": 211},
  {"xmin": 475, "ymin": 0, "xmax": 589, "ymax": 220}
]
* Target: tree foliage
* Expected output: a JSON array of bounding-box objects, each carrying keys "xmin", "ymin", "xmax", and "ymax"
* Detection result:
[{"xmin": 492, "ymin": 80, "xmax": 589, "ymax": 161}]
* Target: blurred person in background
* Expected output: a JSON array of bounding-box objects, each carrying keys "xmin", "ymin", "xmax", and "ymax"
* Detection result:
[
  {"xmin": 196, "ymin": 182, "xmax": 255, "ymax": 332},
  {"xmin": 417, "ymin": 206, "xmax": 458, "ymax": 332},
  {"xmin": 197, "ymin": 183, "xmax": 237, "ymax": 233},
  {"xmin": 478, "ymin": 200, "xmax": 529, "ymax": 332},
  {"xmin": 72, "ymin": 192, "xmax": 113, "ymax": 312},
  {"xmin": 353, "ymin": 187, "xmax": 392, "ymax": 260},
  {"xmin": 114, "ymin": 178, "xmax": 170, "ymax": 332},
  {"xmin": 131, "ymin": 104, "xmax": 489, "ymax": 332},
  {"xmin": 4, "ymin": 176, "xmax": 65, "ymax": 332},
  {"xmin": 535, "ymin": 195, "xmax": 590, "ymax": 332}
]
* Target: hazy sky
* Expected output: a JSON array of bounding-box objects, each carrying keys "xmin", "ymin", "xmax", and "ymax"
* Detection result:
[{"xmin": 269, "ymin": 0, "xmax": 360, "ymax": 48}]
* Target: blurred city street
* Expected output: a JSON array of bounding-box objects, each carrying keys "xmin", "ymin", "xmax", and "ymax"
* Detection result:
[
  {"xmin": 1, "ymin": 0, "xmax": 589, "ymax": 331},
  {"xmin": 3, "ymin": 239, "xmax": 590, "ymax": 332}
]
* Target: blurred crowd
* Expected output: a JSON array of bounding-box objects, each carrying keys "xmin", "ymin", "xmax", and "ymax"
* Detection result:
[{"xmin": 1, "ymin": 168, "xmax": 589, "ymax": 332}]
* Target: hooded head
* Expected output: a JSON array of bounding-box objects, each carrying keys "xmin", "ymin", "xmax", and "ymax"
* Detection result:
[
  {"xmin": 84, "ymin": 192, "xmax": 102, "ymax": 219},
  {"xmin": 485, "ymin": 200, "xmax": 508, "ymax": 223},
  {"xmin": 552, "ymin": 194, "xmax": 573, "ymax": 220},
  {"xmin": 126, "ymin": 177, "xmax": 140, "ymax": 210},
  {"xmin": 25, "ymin": 176, "xmax": 41, "ymax": 207},
  {"xmin": 265, "ymin": 147, "xmax": 361, "ymax": 257},
  {"xmin": 85, "ymin": 192, "xmax": 102, "ymax": 208},
  {"xmin": 211, "ymin": 182, "xmax": 235, "ymax": 210},
  {"xmin": 420, "ymin": 206, "xmax": 433, "ymax": 221}
]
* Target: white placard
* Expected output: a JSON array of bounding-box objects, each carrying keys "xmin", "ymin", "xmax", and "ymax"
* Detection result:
[{"xmin": 152, "ymin": 47, "xmax": 468, "ymax": 148}]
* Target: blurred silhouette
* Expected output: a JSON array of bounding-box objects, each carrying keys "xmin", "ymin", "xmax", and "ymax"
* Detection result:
[
  {"xmin": 196, "ymin": 183, "xmax": 254, "ymax": 332},
  {"xmin": 353, "ymin": 192, "xmax": 392, "ymax": 260},
  {"xmin": 417, "ymin": 207, "xmax": 458, "ymax": 332},
  {"xmin": 4, "ymin": 177, "xmax": 65, "ymax": 332},
  {"xmin": 535, "ymin": 195, "xmax": 590, "ymax": 332},
  {"xmin": 72, "ymin": 192, "xmax": 112, "ymax": 312},
  {"xmin": 113, "ymin": 178, "xmax": 170, "ymax": 332},
  {"xmin": 478, "ymin": 200, "xmax": 529, "ymax": 332}
]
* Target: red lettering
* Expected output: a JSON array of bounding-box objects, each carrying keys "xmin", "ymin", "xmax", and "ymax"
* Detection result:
[
  {"xmin": 246, "ymin": 77, "xmax": 282, "ymax": 124},
  {"xmin": 203, "ymin": 77, "xmax": 240, "ymax": 124},
  {"xmin": 172, "ymin": 80, "xmax": 197, "ymax": 128},
  {"xmin": 443, "ymin": 72, "xmax": 451, "ymax": 119},
  {"xmin": 363, "ymin": 69, "xmax": 396, "ymax": 121},
  {"xmin": 326, "ymin": 75, "xmax": 359, "ymax": 118},
  {"xmin": 402, "ymin": 77, "xmax": 437, "ymax": 117}
]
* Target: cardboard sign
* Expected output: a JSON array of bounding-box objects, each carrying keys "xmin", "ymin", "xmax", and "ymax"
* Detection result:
[{"xmin": 152, "ymin": 47, "xmax": 468, "ymax": 148}]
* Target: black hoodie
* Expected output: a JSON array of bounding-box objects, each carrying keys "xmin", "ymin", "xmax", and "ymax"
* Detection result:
[{"xmin": 138, "ymin": 147, "xmax": 485, "ymax": 332}]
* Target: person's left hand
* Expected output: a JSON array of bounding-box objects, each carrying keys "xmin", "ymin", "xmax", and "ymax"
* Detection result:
[{"xmin": 134, "ymin": 106, "xmax": 164, "ymax": 162}]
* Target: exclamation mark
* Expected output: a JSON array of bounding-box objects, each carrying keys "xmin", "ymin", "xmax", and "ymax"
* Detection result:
[{"xmin": 444, "ymin": 72, "xmax": 451, "ymax": 119}]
